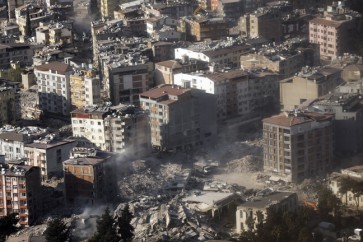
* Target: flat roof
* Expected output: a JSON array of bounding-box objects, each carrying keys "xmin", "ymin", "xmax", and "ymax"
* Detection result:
[
  {"xmin": 237, "ymin": 192, "xmax": 296, "ymax": 209},
  {"xmin": 263, "ymin": 112, "xmax": 333, "ymax": 127}
]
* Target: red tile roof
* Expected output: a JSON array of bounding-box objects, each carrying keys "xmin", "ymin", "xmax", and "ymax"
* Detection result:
[
  {"xmin": 140, "ymin": 84, "xmax": 189, "ymax": 99},
  {"xmin": 35, "ymin": 61, "xmax": 72, "ymax": 75}
]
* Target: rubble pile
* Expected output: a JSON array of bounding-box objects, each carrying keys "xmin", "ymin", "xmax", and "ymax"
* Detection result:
[
  {"xmin": 226, "ymin": 155, "xmax": 263, "ymax": 172},
  {"xmin": 114, "ymin": 194, "xmax": 218, "ymax": 242},
  {"xmin": 119, "ymin": 163, "xmax": 185, "ymax": 199},
  {"xmin": 19, "ymin": 91, "xmax": 41, "ymax": 120}
]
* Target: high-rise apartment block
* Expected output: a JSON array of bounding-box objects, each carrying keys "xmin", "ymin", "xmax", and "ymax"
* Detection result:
[
  {"xmin": 63, "ymin": 147, "xmax": 117, "ymax": 207},
  {"xmin": 262, "ymin": 111, "xmax": 334, "ymax": 183},
  {"xmin": 0, "ymin": 164, "xmax": 42, "ymax": 226},
  {"xmin": 240, "ymin": 9, "xmax": 282, "ymax": 43},
  {"xmin": 139, "ymin": 84, "xmax": 217, "ymax": 151},
  {"xmin": 71, "ymin": 105, "xmax": 150, "ymax": 155},
  {"xmin": 70, "ymin": 69, "xmax": 101, "ymax": 110},
  {"xmin": 35, "ymin": 61, "xmax": 73, "ymax": 116},
  {"xmin": 309, "ymin": 3, "xmax": 361, "ymax": 58}
]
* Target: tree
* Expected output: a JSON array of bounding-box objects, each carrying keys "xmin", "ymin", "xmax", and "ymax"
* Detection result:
[
  {"xmin": 24, "ymin": 7, "xmax": 32, "ymax": 37},
  {"xmin": 317, "ymin": 185, "xmax": 341, "ymax": 218},
  {"xmin": 44, "ymin": 218, "xmax": 69, "ymax": 242},
  {"xmin": 117, "ymin": 204, "xmax": 134, "ymax": 242},
  {"xmin": 0, "ymin": 213, "xmax": 18, "ymax": 242},
  {"xmin": 89, "ymin": 207, "xmax": 119, "ymax": 242}
]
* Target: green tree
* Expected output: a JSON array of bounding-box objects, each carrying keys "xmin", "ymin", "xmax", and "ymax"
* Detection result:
[
  {"xmin": 317, "ymin": 185, "xmax": 341, "ymax": 218},
  {"xmin": 117, "ymin": 204, "xmax": 134, "ymax": 242},
  {"xmin": 25, "ymin": 7, "xmax": 32, "ymax": 37},
  {"xmin": 89, "ymin": 207, "xmax": 119, "ymax": 242},
  {"xmin": 44, "ymin": 218, "xmax": 69, "ymax": 242},
  {"xmin": 0, "ymin": 213, "xmax": 18, "ymax": 242}
]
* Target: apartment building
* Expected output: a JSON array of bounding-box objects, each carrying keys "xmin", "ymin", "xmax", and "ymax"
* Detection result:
[
  {"xmin": 216, "ymin": 0, "xmax": 244, "ymax": 20},
  {"xmin": 155, "ymin": 58, "xmax": 208, "ymax": 85},
  {"xmin": 142, "ymin": 2, "xmax": 196, "ymax": 20},
  {"xmin": 174, "ymin": 69, "xmax": 280, "ymax": 121},
  {"xmin": 139, "ymin": 84, "xmax": 217, "ymax": 151},
  {"xmin": 240, "ymin": 38, "xmax": 320, "ymax": 78},
  {"xmin": 0, "ymin": 126, "xmax": 47, "ymax": 161},
  {"xmin": 71, "ymin": 105, "xmax": 150, "ymax": 155},
  {"xmin": 0, "ymin": 43, "xmax": 33, "ymax": 69},
  {"xmin": 0, "ymin": 164, "xmax": 42, "ymax": 226},
  {"xmin": 236, "ymin": 192, "xmax": 298, "ymax": 233},
  {"xmin": 174, "ymin": 40, "xmax": 251, "ymax": 69},
  {"xmin": 34, "ymin": 61, "xmax": 73, "ymax": 116},
  {"xmin": 100, "ymin": 0, "xmax": 118, "ymax": 20},
  {"xmin": 70, "ymin": 69, "xmax": 101, "ymax": 110},
  {"xmin": 240, "ymin": 9, "xmax": 282, "ymax": 43},
  {"xmin": 180, "ymin": 17, "xmax": 228, "ymax": 42},
  {"xmin": 280, "ymin": 65, "xmax": 343, "ymax": 111},
  {"xmin": 63, "ymin": 147, "xmax": 117, "ymax": 207},
  {"xmin": 24, "ymin": 136, "xmax": 76, "ymax": 179},
  {"xmin": 35, "ymin": 22, "xmax": 73, "ymax": 46},
  {"xmin": 306, "ymin": 93, "xmax": 363, "ymax": 156},
  {"xmin": 262, "ymin": 111, "xmax": 334, "ymax": 183},
  {"xmin": 7, "ymin": 0, "xmax": 24, "ymax": 19},
  {"xmin": 341, "ymin": 64, "xmax": 363, "ymax": 82},
  {"xmin": 15, "ymin": 4, "xmax": 51, "ymax": 36},
  {"xmin": 309, "ymin": 10, "xmax": 360, "ymax": 58},
  {"xmin": 102, "ymin": 56, "xmax": 154, "ymax": 105},
  {"xmin": 0, "ymin": 84, "xmax": 16, "ymax": 126}
]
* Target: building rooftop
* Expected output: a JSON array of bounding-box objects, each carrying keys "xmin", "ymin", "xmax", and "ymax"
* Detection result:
[
  {"xmin": 0, "ymin": 164, "xmax": 36, "ymax": 177},
  {"xmin": 309, "ymin": 16, "xmax": 350, "ymax": 28},
  {"xmin": 35, "ymin": 61, "xmax": 72, "ymax": 75},
  {"xmin": 64, "ymin": 148, "xmax": 113, "ymax": 166},
  {"xmin": 263, "ymin": 111, "xmax": 333, "ymax": 127},
  {"xmin": 237, "ymin": 192, "xmax": 296, "ymax": 209},
  {"xmin": 204, "ymin": 69, "xmax": 248, "ymax": 82},
  {"xmin": 140, "ymin": 84, "xmax": 189, "ymax": 100},
  {"xmin": 25, "ymin": 137, "xmax": 75, "ymax": 150}
]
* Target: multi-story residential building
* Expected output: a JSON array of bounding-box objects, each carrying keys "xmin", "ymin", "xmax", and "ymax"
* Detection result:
[
  {"xmin": 63, "ymin": 147, "xmax": 117, "ymax": 207},
  {"xmin": 309, "ymin": 6, "xmax": 361, "ymax": 58},
  {"xmin": 139, "ymin": 84, "xmax": 217, "ymax": 151},
  {"xmin": 35, "ymin": 22, "xmax": 73, "ymax": 46},
  {"xmin": 155, "ymin": 58, "xmax": 208, "ymax": 85},
  {"xmin": 91, "ymin": 19, "xmax": 126, "ymax": 66},
  {"xmin": 15, "ymin": 4, "xmax": 52, "ymax": 36},
  {"xmin": 0, "ymin": 83, "xmax": 16, "ymax": 126},
  {"xmin": 216, "ymin": 0, "xmax": 244, "ymax": 20},
  {"xmin": 34, "ymin": 61, "xmax": 73, "ymax": 116},
  {"xmin": 0, "ymin": 164, "xmax": 42, "ymax": 226},
  {"xmin": 24, "ymin": 136, "xmax": 77, "ymax": 179},
  {"xmin": 240, "ymin": 38, "xmax": 320, "ymax": 78},
  {"xmin": 102, "ymin": 55, "xmax": 154, "ymax": 105},
  {"xmin": 70, "ymin": 69, "xmax": 101, "ymax": 110},
  {"xmin": 149, "ymin": 41, "xmax": 176, "ymax": 63},
  {"xmin": 180, "ymin": 16, "xmax": 228, "ymax": 42},
  {"xmin": 7, "ymin": 0, "xmax": 24, "ymax": 19},
  {"xmin": 236, "ymin": 192, "xmax": 298, "ymax": 233},
  {"xmin": 280, "ymin": 65, "xmax": 343, "ymax": 111},
  {"xmin": 262, "ymin": 111, "xmax": 334, "ymax": 183},
  {"xmin": 174, "ymin": 40, "xmax": 251, "ymax": 69},
  {"xmin": 71, "ymin": 105, "xmax": 150, "ymax": 155},
  {"xmin": 100, "ymin": 0, "xmax": 118, "ymax": 20},
  {"xmin": 0, "ymin": 43, "xmax": 33, "ymax": 69},
  {"xmin": 239, "ymin": 8, "xmax": 282, "ymax": 43},
  {"xmin": 174, "ymin": 69, "xmax": 280, "ymax": 121},
  {"xmin": 306, "ymin": 93, "xmax": 363, "ymax": 156},
  {"xmin": 142, "ymin": 2, "xmax": 196, "ymax": 20},
  {"xmin": 0, "ymin": 126, "xmax": 47, "ymax": 160}
]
